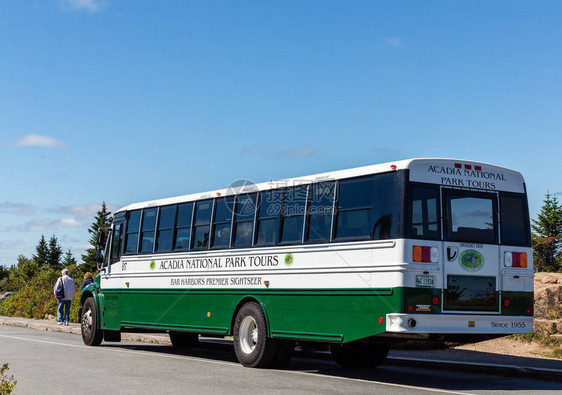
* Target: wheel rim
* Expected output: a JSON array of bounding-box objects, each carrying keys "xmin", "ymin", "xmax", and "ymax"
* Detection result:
[
  {"xmin": 239, "ymin": 316, "xmax": 258, "ymax": 355},
  {"xmin": 82, "ymin": 308, "xmax": 93, "ymax": 337}
]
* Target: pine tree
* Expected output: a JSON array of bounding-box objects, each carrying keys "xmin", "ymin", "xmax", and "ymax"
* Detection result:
[
  {"xmin": 81, "ymin": 202, "xmax": 112, "ymax": 273},
  {"xmin": 47, "ymin": 235, "xmax": 63, "ymax": 270},
  {"xmin": 33, "ymin": 235, "xmax": 49, "ymax": 267},
  {"xmin": 14, "ymin": 255, "xmax": 40, "ymax": 282},
  {"xmin": 532, "ymin": 192, "xmax": 562, "ymax": 272},
  {"xmin": 62, "ymin": 249, "xmax": 77, "ymax": 267}
]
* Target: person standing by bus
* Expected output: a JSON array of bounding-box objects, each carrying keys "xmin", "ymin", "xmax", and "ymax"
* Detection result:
[
  {"xmin": 53, "ymin": 268, "xmax": 75, "ymax": 326},
  {"xmin": 81, "ymin": 272, "xmax": 94, "ymax": 291}
]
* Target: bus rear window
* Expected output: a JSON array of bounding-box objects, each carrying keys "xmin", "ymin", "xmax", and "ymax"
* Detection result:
[
  {"xmin": 500, "ymin": 194, "xmax": 530, "ymax": 246},
  {"xmin": 444, "ymin": 191, "xmax": 496, "ymax": 244}
]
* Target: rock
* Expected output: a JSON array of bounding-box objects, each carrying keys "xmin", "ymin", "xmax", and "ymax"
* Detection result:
[
  {"xmin": 44, "ymin": 314, "xmax": 56, "ymax": 321},
  {"xmin": 541, "ymin": 275, "xmax": 559, "ymax": 285},
  {"xmin": 557, "ymin": 320, "xmax": 562, "ymax": 333},
  {"xmin": 534, "ymin": 285, "xmax": 562, "ymax": 320},
  {"xmin": 534, "ymin": 319, "xmax": 558, "ymax": 335}
]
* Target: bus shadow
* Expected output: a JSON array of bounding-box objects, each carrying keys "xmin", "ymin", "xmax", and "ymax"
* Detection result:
[{"xmin": 103, "ymin": 341, "xmax": 561, "ymax": 392}]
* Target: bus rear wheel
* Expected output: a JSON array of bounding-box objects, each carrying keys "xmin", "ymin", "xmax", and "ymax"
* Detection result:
[
  {"xmin": 233, "ymin": 302, "xmax": 277, "ymax": 368},
  {"xmin": 331, "ymin": 342, "xmax": 389, "ymax": 367},
  {"xmin": 81, "ymin": 297, "xmax": 103, "ymax": 346},
  {"xmin": 169, "ymin": 331, "xmax": 199, "ymax": 348}
]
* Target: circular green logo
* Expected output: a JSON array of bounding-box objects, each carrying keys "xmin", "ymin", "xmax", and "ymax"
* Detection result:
[
  {"xmin": 150, "ymin": 260, "xmax": 156, "ymax": 270},
  {"xmin": 284, "ymin": 254, "xmax": 294, "ymax": 265},
  {"xmin": 459, "ymin": 250, "xmax": 484, "ymax": 272}
]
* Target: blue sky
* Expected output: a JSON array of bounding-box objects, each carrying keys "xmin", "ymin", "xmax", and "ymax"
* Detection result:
[{"xmin": 1, "ymin": 1, "xmax": 561, "ymax": 267}]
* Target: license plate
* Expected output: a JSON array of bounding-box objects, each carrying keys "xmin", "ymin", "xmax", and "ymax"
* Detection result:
[{"xmin": 416, "ymin": 275, "xmax": 435, "ymax": 288}]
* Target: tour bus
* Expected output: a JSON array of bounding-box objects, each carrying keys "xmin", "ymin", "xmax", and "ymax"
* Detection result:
[{"xmin": 80, "ymin": 158, "xmax": 533, "ymax": 368}]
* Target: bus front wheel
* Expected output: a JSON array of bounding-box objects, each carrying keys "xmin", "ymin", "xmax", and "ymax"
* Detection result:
[
  {"xmin": 81, "ymin": 297, "xmax": 103, "ymax": 346},
  {"xmin": 233, "ymin": 302, "xmax": 277, "ymax": 368}
]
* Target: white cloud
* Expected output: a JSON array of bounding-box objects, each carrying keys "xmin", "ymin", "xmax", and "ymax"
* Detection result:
[
  {"xmin": 381, "ymin": 37, "xmax": 402, "ymax": 47},
  {"xmin": 0, "ymin": 240, "xmax": 27, "ymax": 250},
  {"xmin": 60, "ymin": 218, "xmax": 82, "ymax": 227},
  {"xmin": 59, "ymin": 0, "xmax": 107, "ymax": 12},
  {"xmin": 18, "ymin": 219, "xmax": 53, "ymax": 232},
  {"xmin": 14, "ymin": 134, "xmax": 67, "ymax": 148},
  {"xmin": 0, "ymin": 202, "xmax": 35, "ymax": 215},
  {"xmin": 280, "ymin": 146, "xmax": 317, "ymax": 158},
  {"xmin": 17, "ymin": 217, "xmax": 84, "ymax": 232},
  {"xmin": 55, "ymin": 203, "xmax": 120, "ymax": 221}
]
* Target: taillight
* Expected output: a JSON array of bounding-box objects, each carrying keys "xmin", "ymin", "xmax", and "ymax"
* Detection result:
[
  {"xmin": 520, "ymin": 253, "xmax": 527, "ymax": 268},
  {"xmin": 505, "ymin": 252, "xmax": 528, "ymax": 268},
  {"xmin": 407, "ymin": 305, "xmax": 414, "ymax": 312},
  {"xmin": 431, "ymin": 296, "xmax": 439, "ymax": 306},
  {"xmin": 413, "ymin": 246, "xmax": 438, "ymax": 263},
  {"xmin": 503, "ymin": 298, "xmax": 510, "ymax": 308},
  {"xmin": 526, "ymin": 308, "xmax": 532, "ymax": 315}
]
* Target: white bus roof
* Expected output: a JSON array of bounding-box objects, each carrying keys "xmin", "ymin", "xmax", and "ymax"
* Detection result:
[{"xmin": 116, "ymin": 158, "xmax": 525, "ymax": 213}]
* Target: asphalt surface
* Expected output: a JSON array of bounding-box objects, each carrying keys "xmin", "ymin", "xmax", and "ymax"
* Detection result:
[
  {"xmin": 1, "ymin": 316, "xmax": 562, "ymax": 393},
  {"xmin": 2, "ymin": 324, "xmax": 562, "ymax": 395}
]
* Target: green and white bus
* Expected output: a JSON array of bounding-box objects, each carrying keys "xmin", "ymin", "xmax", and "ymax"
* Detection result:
[{"xmin": 80, "ymin": 158, "xmax": 533, "ymax": 368}]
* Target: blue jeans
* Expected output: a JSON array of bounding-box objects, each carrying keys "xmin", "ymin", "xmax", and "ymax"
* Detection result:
[{"xmin": 57, "ymin": 300, "xmax": 71, "ymax": 323}]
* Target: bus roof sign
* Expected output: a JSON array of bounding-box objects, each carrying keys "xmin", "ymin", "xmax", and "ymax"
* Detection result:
[{"xmin": 408, "ymin": 159, "xmax": 525, "ymax": 193}]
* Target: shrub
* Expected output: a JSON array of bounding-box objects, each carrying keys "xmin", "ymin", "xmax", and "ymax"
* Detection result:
[{"xmin": 0, "ymin": 363, "xmax": 17, "ymax": 394}]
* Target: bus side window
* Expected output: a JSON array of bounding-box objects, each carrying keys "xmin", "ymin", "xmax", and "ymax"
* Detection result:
[
  {"xmin": 124, "ymin": 210, "xmax": 141, "ymax": 254},
  {"xmin": 256, "ymin": 189, "xmax": 283, "ymax": 246},
  {"xmin": 232, "ymin": 193, "xmax": 257, "ymax": 247},
  {"xmin": 192, "ymin": 200, "xmax": 213, "ymax": 250},
  {"xmin": 334, "ymin": 176, "xmax": 375, "ymax": 241},
  {"xmin": 140, "ymin": 208, "xmax": 157, "ymax": 253},
  {"xmin": 372, "ymin": 173, "xmax": 400, "ymax": 240},
  {"xmin": 156, "ymin": 205, "xmax": 176, "ymax": 252},
  {"xmin": 211, "ymin": 197, "xmax": 234, "ymax": 249},
  {"xmin": 306, "ymin": 182, "xmax": 335, "ymax": 243},
  {"xmin": 409, "ymin": 186, "xmax": 440, "ymax": 239},
  {"xmin": 111, "ymin": 223, "xmax": 124, "ymax": 261},
  {"xmin": 174, "ymin": 203, "xmax": 193, "ymax": 251},
  {"xmin": 280, "ymin": 186, "xmax": 307, "ymax": 244}
]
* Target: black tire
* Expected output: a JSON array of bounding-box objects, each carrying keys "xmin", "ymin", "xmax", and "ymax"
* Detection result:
[
  {"xmin": 233, "ymin": 302, "xmax": 277, "ymax": 368},
  {"xmin": 81, "ymin": 297, "xmax": 103, "ymax": 346},
  {"xmin": 272, "ymin": 340, "xmax": 294, "ymax": 368},
  {"xmin": 169, "ymin": 331, "xmax": 199, "ymax": 348},
  {"xmin": 331, "ymin": 342, "xmax": 389, "ymax": 367}
]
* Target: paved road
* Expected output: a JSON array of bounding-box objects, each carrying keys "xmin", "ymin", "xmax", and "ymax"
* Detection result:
[{"xmin": 0, "ymin": 325, "xmax": 560, "ymax": 395}]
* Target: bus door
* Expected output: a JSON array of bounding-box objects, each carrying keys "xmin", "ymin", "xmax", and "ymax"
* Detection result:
[{"xmin": 441, "ymin": 188, "xmax": 500, "ymax": 313}]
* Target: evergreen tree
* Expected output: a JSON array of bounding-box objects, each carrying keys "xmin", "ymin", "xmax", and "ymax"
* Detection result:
[
  {"xmin": 47, "ymin": 235, "xmax": 63, "ymax": 270},
  {"xmin": 14, "ymin": 255, "xmax": 40, "ymax": 282},
  {"xmin": 81, "ymin": 202, "xmax": 112, "ymax": 273},
  {"xmin": 62, "ymin": 249, "xmax": 77, "ymax": 267},
  {"xmin": 0, "ymin": 264, "xmax": 9, "ymax": 282},
  {"xmin": 32, "ymin": 235, "xmax": 49, "ymax": 267},
  {"xmin": 532, "ymin": 192, "xmax": 562, "ymax": 272}
]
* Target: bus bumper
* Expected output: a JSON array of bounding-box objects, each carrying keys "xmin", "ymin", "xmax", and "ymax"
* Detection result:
[{"xmin": 385, "ymin": 313, "xmax": 533, "ymax": 334}]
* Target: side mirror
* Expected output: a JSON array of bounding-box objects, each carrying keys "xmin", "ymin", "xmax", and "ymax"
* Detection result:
[
  {"xmin": 97, "ymin": 229, "xmax": 105, "ymax": 248},
  {"xmin": 95, "ymin": 228, "xmax": 106, "ymax": 270},
  {"xmin": 96, "ymin": 248, "xmax": 104, "ymax": 265}
]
